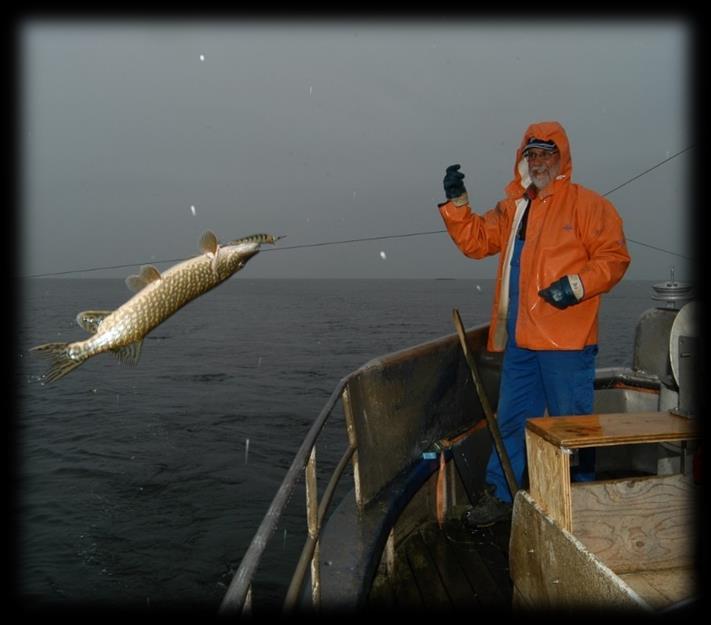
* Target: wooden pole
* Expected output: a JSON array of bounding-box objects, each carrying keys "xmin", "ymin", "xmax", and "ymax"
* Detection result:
[{"xmin": 452, "ymin": 308, "xmax": 519, "ymax": 497}]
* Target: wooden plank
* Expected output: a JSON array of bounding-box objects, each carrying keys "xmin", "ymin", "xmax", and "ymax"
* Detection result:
[
  {"xmin": 619, "ymin": 567, "xmax": 696, "ymax": 609},
  {"xmin": 509, "ymin": 490, "xmax": 651, "ymax": 610},
  {"xmin": 420, "ymin": 524, "xmax": 479, "ymax": 608},
  {"xmin": 404, "ymin": 529, "xmax": 452, "ymax": 609},
  {"xmin": 367, "ymin": 567, "xmax": 398, "ymax": 609},
  {"xmin": 526, "ymin": 412, "xmax": 697, "ymax": 449},
  {"xmin": 526, "ymin": 428, "xmax": 572, "ymax": 531},
  {"xmin": 444, "ymin": 521, "xmax": 510, "ymax": 606},
  {"xmin": 389, "ymin": 543, "xmax": 425, "ymax": 609},
  {"xmin": 571, "ymin": 474, "xmax": 696, "ymax": 573},
  {"xmin": 461, "ymin": 525, "xmax": 513, "ymax": 603},
  {"xmin": 376, "ymin": 519, "xmax": 514, "ymax": 610}
]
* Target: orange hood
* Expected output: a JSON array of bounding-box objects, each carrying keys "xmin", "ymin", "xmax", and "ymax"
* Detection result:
[{"xmin": 504, "ymin": 121, "xmax": 572, "ymax": 199}]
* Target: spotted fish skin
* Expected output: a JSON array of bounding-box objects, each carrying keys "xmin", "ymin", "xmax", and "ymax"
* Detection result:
[{"xmin": 31, "ymin": 232, "xmax": 279, "ymax": 383}]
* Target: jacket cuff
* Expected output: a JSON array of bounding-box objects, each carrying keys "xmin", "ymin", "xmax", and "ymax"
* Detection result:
[
  {"xmin": 451, "ymin": 192, "xmax": 470, "ymax": 207},
  {"xmin": 567, "ymin": 274, "xmax": 584, "ymax": 301}
]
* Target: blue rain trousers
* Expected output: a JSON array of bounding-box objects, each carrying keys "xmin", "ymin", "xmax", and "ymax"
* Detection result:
[{"xmin": 486, "ymin": 236, "xmax": 597, "ymax": 503}]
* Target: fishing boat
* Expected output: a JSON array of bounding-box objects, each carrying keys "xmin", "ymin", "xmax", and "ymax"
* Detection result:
[{"xmin": 218, "ymin": 277, "xmax": 699, "ymax": 614}]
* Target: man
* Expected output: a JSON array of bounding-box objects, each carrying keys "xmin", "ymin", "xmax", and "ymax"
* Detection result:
[{"xmin": 439, "ymin": 121, "xmax": 630, "ymax": 527}]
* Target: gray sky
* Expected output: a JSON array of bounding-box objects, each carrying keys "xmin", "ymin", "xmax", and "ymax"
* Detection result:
[{"xmin": 20, "ymin": 20, "xmax": 692, "ymax": 281}]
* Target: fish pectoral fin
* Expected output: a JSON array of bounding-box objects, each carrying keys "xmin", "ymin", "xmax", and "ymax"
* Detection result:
[
  {"xmin": 76, "ymin": 310, "xmax": 113, "ymax": 334},
  {"xmin": 126, "ymin": 275, "xmax": 145, "ymax": 293},
  {"xmin": 111, "ymin": 340, "xmax": 143, "ymax": 366},
  {"xmin": 199, "ymin": 230, "xmax": 219, "ymax": 255},
  {"xmin": 126, "ymin": 265, "xmax": 162, "ymax": 293}
]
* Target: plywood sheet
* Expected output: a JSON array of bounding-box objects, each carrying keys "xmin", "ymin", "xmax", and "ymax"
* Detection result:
[
  {"xmin": 571, "ymin": 474, "xmax": 696, "ymax": 573},
  {"xmin": 525, "ymin": 429, "xmax": 572, "ymax": 530},
  {"xmin": 619, "ymin": 567, "xmax": 696, "ymax": 609}
]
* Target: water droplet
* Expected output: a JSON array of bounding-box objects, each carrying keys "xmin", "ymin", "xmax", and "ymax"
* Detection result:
[
  {"xmin": 199, "ymin": 54, "xmax": 205, "ymax": 62},
  {"xmin": 379, "ymin": 251, "xmax": 387, "ymax": 260}
]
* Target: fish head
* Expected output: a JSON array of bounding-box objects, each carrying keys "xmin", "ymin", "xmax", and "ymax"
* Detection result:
[
  {"xmin": 229, "ymin": 240, "xmax": 261, "ymax": 259},
  {"xmin": 220, "ymin": 240, "xmax": 261, "ymax": 275}
]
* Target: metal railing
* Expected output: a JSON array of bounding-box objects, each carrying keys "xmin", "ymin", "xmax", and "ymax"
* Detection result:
[
  {"xmin": 218, "ymin": 373, "xmax": 356, "ymax": 615},
  {"xmin": 283, "ymin": 443, "xmax": 356, "ymax": 609}
]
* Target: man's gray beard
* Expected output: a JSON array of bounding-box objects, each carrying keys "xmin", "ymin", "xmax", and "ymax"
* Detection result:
[{"xmin": 530, "ymin": 172, "xmax": 550, "ymax": 189}]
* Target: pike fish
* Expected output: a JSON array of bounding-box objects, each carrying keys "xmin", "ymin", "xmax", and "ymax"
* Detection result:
[{"xmin": 31, "ymin": 231, "xmax": 282, "ymax": 383}]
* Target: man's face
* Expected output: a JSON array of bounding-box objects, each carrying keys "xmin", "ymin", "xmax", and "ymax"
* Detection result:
[{"xmin": 525, "ymin": 149, "xmax": 561, "ymax": 190}]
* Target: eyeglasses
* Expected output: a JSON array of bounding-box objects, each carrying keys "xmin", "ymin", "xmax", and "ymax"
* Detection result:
[{"xmin": 524, "ymin": 149, "xmax": 559, "ymax": 162}]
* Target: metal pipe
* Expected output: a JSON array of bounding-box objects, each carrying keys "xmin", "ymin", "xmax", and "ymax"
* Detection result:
[{"xmin": 218, "ymin": 376, "xmax": 351, "ymax": 615}]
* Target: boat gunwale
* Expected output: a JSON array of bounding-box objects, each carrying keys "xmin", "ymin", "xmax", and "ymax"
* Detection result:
[{"xmin": 218, "ymin": 323, "xmax": 493, "ymax": 614}]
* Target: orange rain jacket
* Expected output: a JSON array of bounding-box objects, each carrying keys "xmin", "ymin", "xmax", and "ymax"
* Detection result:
[{"xmin": 439, "ymin": 121, "xmax": 631, "ymax": 352}]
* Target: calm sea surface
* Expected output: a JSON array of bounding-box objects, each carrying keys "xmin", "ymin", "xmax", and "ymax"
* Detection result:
[{"xmin": 16, "ymin": 278, "xmax": 659, "ymax": 611}]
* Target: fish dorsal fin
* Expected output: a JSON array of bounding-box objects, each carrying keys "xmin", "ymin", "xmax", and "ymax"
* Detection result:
[
  {"xmin": 199, "ymin": 230, "xmax": 219, "ymax": 255},
  {"xmin": 76, "ymin": 310, "xmax": 112, "ymax": 334},
  {"xmin": 125, "ymin": 265, "xmax": 161, "ymax": 293},
  {"xmin": 140, "ymin": 265, "xmax": 162, "ymax": 284},
  {"xmin": 200, "ymin": 230, "xmax": 222, "ymax": 276},
  {"xmin": 111, "ymin": 339, "xmax": 143, "ymax": 366}
]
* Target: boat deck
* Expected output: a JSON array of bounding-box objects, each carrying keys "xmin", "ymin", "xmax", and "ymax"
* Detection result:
[{"xmin": 368, "ymin": 515, "xmax": 513, "ymax": 611}]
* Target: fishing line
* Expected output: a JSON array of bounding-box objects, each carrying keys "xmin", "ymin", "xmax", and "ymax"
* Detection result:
[
  {"xmin": 261, "ymin": 230, "xmax": 447, "ymax": 252},
  {"xmin": 24, "ymin": 146, "xmax": 694, "ymax": 278},
  {"xmin": 601, "ymin": 146, "xmax": 693, "ymax": 198}
]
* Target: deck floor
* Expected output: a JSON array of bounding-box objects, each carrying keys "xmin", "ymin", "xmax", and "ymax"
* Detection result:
[{"xmin": 369, "ymin": 516, "xmax": 513, "ymax": 611}]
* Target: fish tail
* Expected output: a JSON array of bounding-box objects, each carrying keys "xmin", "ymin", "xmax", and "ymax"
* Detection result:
[{"xmin": 30, "ymin": 342, "xmax": 85, "ymax": 383}]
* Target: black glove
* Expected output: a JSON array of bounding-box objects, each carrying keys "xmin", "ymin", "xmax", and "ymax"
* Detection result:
[
  {"xmin": 443, "ymin": 164, "xmax": 467, "ymax": 199},
  {"xmin": 539, "ymin": 276, "xmax": 578, "ymax": 309}
]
